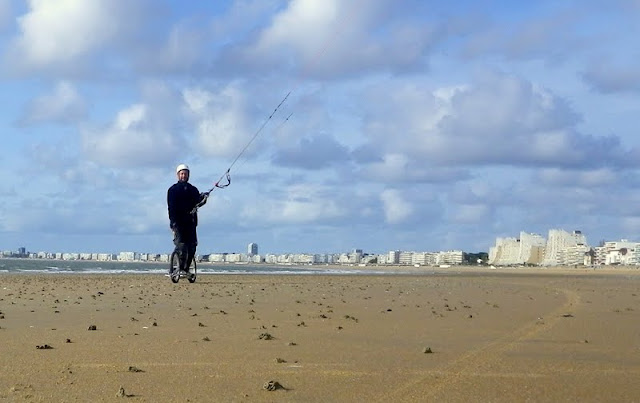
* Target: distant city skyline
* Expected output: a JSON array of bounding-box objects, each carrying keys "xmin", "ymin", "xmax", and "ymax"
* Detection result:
[
  {"xmin": 0, "ymin": 228, "xmax": 640, "ymax": 255},
  {"xmin": 6, "ymin": 226, "xmax": 640, "ymax": 267}
]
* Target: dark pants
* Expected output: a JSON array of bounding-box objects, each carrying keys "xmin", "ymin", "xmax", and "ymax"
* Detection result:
[{"xmin": 173, "ymin": 225, "xmax": 197, "ymax": 271}]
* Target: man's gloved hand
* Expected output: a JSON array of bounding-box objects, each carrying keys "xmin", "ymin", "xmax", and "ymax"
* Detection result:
[{"xmin": 199, "ymin": 192, "xmax": 209, "ymax": 206}]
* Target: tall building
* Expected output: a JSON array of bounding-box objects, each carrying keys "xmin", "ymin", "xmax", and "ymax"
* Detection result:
[
  {"xmin": 542, "ymin": 229, "xmax": 587, "ymax": 266},
  {"xmin": 387, "ymin": 250, "xmax": 400, "ymax": 264},
  {"xmin": 248, "ymin": 243, "xmax": 258, "ymax": 256},
  {"xmin": 488, "ymin": 232, "xmax": 545, "ymax": 265}
]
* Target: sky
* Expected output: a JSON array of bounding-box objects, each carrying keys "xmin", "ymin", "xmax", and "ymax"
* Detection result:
[{"xmin": 2, "ymin": 0, "xmax": 640, "ymax": 256}]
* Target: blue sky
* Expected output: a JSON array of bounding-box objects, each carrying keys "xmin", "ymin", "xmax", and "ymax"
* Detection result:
[{"xmin": 2, "ymin": 0, "xmax": 640, "ymax": 255}]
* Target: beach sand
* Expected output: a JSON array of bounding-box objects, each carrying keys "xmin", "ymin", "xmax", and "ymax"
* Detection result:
[{"xmin": 1, "ymin": 268, "xmax": 639, "ymax": 402}]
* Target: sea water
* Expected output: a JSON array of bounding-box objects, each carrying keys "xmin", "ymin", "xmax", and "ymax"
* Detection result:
[{"xmin": 0, "ymin": 258, "xmax": 413, "ymax": 276}]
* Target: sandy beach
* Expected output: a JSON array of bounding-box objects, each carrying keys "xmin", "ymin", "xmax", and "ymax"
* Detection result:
[{"xmin": 1, "ymin": 268, "xmax": 639, "ymax": 402}]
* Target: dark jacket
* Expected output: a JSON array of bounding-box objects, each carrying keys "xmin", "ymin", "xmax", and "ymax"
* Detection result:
[{"xmin": 167, "ymin": 181, "xmax": 202, "ymax": 231}]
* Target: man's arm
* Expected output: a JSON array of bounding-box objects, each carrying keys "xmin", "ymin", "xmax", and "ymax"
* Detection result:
[{"xmin": 167, "ymin": 187, "xmax": 177, "ymax": 229}]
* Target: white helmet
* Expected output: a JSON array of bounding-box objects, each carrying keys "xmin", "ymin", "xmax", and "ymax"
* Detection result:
[{"xmin": 176, "ymin": 163, "xmax": 190, "ymax": 174}]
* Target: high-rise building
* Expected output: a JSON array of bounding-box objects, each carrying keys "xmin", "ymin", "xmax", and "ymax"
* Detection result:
[
  {"xmin": 488, "ymin": 232, "xmax": 545, "ymax": 265},
  {"xmin": 542, "ymin": 229, "xmax": 588, "ymax": 266},
  {"xmin": 248, "ymin": 243, "xmax": 258, "ymax": 256},
  {"xmin": 387, "ymin": 250, "xmax": 400, "ymax": 264},
  {"xmin": 542, "ymin": 229, "xmax": 587, "ymax": 266}
]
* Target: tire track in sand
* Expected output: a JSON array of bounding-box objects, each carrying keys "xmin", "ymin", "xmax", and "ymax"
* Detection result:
[{"xmin": 377, "ymin": 285, "xmax": 581, "ymax": 402}]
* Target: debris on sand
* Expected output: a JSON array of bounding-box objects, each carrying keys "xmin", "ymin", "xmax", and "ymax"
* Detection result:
[
  {"xmin": 36, "ymin": 344, "xmax": 53, "ymax": 349},
  {"xmin": 259, "ymin": 332, "xmax": 273, "ymax": 340},
  {"xmin": 128, "ymin": 366, "xmax": 144, "ymax": 373},
  {"xmin": 88, "ymin": 325, "xmax": 97, "ymax": 331},
  {"xmin": 423, "ymin": 347, "xmax": 433, "ymax": 354},
  {"xmin": 116, "ymin": 386, "xmax": 126, "ymax": 397},
  {"xmin": 263, "ymin": 380, "xmax": 284, "ymax": 391},
  {"xmin": 343, "ymin": 315, "xmax": 358, "ymax": 323},
  {"xmin": 562, "ymin": 313, "xmax": 574, "ymax": 318}
]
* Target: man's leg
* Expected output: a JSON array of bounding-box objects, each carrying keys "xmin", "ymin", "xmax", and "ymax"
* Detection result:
[
  {"xmin": 183, "ymin": 226, "xmax": 198, "ymax": 273},
  {"xmin": 173, "ymin": 229, "xmax": 188, "ymax": 271},
  {"xmin": 184, "ymin": 243, "xmax": 197, "ymax": 273}
]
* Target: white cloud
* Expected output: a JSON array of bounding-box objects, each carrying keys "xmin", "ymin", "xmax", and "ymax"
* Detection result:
[
  {"xmin": 182, "ymin": 88, "xmax": 213, "ymax": 114},
  {"xmin": 182, "ymin": 84, "xmax": 254, "ymax": 158},
  {"xmin": 358, "ymin": 153, "xmax": 462, "ymax": 183},
  {"xmin": 81, "ymin": 103, "xmax": 178, "ymax": 168},
  {"xmin": 13, "ymin": 0, "xmax": 118, "ymax": 66},
  {"xmin": 380, "ymin": 189, "xmax": 413, "ymax": 224},
  {"xmin": 240, "ymin": 184, "xmax": 347, "ymax": 224},
  {"xmin": 256, "ymin": 0, "xmax": 339, "ymax": 56},
  {"xmin": 20, "ymin": 81, "xmax": 86, "ymax": 124},
  {"xmin": 6, "ymin": 0, "xmax": 148, "ymax": 75},
  {"xmin": 356, "ymin": 71, "xmax": 632, "ymax": 171},
  {"xmin": 248, "ymin": 0, "xmax": 434, "ymax": 77}
]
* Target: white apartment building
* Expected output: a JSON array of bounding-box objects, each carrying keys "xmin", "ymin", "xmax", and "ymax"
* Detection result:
[
  {"xmin": 398, "ymin": 251, "xmax": 413, "ymax": 265},
  {"xmin": 542, "ymin": 229, "xmax": 587, "ymax": 266},
  {"xmin": 225, "ymin": 253, "xmax": 243, "ymax": 263},
  {"xmin": 96, "ymin": 253, "xmax": 116, "ymax": 261},
  {"xmin": 337, "ymin": 253, "xmax": 352, "ymax": 264},
  {"xmin": 292, "ymin": 254, "xmax": 314, "ymax": 264},
  {"xmin": 557, "ymin": 244, "xmax": 591, "ymax": 266},
  {"xmin": 374, "ymin": 250, "xmax": 463, "ymax": 266},
  {"xmin": 376, "ymin": 254, "xmax": 389, "ymax": 264},
  {"xmin": 117, "ymin": 251, "xmax": 139, "ymax": 261},
  {"xmin": 411, "ymin": 252, "xmax": 437, "ymax": 266},
  {"xmin": 437, "ymin": 250, "xmax": 464, "ymax": 265},
  {"xmin": 518, "ymin": 232, "xmax": 546, "ymax": 265},
  {"xmin": 208, "ymin": 253, "xmax": 227, "ymax": 263},
  {"xmin": 489, "ymin": 232, "xmax": 545, "ymax": 266},
  {"xmin": 595, "ymin": 240, "xmax": 640, "ymax": 265},
  {"xmin": 488, "ymin": 237, "xmax": 522, "ymax": 265},
  {"xmin": 387, "ymin": 250, "xmax": 400, "ymax": 264}
]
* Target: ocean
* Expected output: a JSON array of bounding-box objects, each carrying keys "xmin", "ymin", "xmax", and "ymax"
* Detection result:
[{"xmin": 0, "ymin": 258, "xmax": 413, "ymax": 276}]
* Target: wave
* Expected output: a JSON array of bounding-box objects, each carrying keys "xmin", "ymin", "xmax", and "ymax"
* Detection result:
[{"xmin": 0, "ymin": 259, "xmax": 423, "ymax": 276}]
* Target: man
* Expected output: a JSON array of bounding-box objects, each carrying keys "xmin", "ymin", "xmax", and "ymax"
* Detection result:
[{"xmin": 167, "ymin": 164, "xmax": 207, "ymax": 276}]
